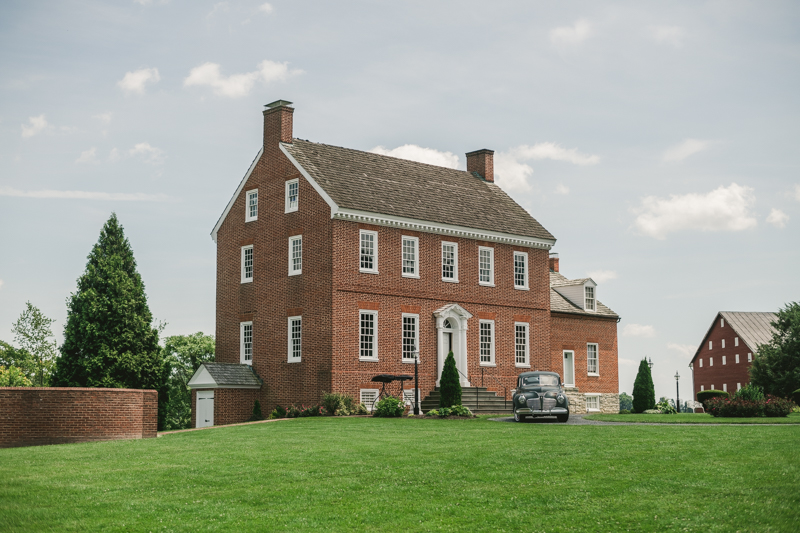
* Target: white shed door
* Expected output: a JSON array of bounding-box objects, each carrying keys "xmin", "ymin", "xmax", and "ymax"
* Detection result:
[{"xmin": 196, "ymin": 390, "xmax": 214, "ymax": 428}]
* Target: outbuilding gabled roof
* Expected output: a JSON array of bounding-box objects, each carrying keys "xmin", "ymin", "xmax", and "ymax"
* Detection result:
[
  {"xmin": 549, "ymin": 271, "xmax": 618, "ymax": 318},
  {"xmin": 280, "ymin": 140, "xmax": 555, "ymax": 243},
  {"xmin": 690, "ymin": 311, "xmax": 777, "ymax": 363},
  {"xmin": 187, "ymin": 362, "xmax": 263, "ymax": 389}
]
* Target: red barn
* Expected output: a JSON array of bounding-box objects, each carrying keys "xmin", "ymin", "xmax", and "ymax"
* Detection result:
[
  {"xmin": 189, "ymin": 100, "xmax": 620, "ymax": 425},
  {"xmin": 690, "ymin": 311, "xmax": 776, "ymax": 399}
]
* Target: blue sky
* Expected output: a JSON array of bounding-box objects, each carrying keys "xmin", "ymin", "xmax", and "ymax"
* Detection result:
[{"xmin": 1, "ymin": 1, "xmax": 798, "ymax": 401}]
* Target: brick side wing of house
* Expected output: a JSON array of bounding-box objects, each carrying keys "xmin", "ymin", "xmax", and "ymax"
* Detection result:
[
  {"xmin": 190, "ymin": 100, "xmax": 620, "ymax": 426},
  {"xmin": 690, "ymin": 311, "xmax": 776, "ymax": 399}
]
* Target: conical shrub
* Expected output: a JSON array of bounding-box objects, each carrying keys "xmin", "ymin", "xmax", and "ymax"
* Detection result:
[
  {"xmin": 632, "ymin": 358, "xmax": 656, "ymax": 413},
  {"xmin": 439, "ymin": 351, "xmax": 462, "ymax": 407}
]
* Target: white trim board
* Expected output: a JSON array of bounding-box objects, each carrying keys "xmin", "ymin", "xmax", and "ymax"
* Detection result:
[{"xmin": 211, "ymin": 148, "xmax": 263, "ymax": 243}]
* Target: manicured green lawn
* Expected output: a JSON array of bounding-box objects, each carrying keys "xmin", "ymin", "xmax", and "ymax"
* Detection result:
[
  {"xmin": 584, "ymin": 412, "xmax": 800, "ymax": 424},
  {"xmin": 2, "ymin": 417, "xmax": 799, "ymax": 532}
]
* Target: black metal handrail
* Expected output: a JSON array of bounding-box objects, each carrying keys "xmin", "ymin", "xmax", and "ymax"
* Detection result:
[{"xmin": 480, "ymin": 367, "xmax": 508, "ymax": 412}]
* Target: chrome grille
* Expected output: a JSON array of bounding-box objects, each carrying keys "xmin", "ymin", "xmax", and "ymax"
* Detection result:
[
  {"xmin": 542, "ymin": 398, "xmax": 556, "ymax": 411},
  {"xmin": 526, "ymin": 397, "xmax": 541, "ymax": 411}
]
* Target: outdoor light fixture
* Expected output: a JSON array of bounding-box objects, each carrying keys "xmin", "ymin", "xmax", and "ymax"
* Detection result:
[
  {"xmin": 675, "ymin": 371, "xmax": 680, "ymax": 413},
  {"xmin": 647, "ymin": 357, "xmax": 654, "ymax": 369}
]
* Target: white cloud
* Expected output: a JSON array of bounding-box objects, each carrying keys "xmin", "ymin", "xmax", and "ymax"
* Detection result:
[
  {"xmin": 554, "ymin": 184, "xmax": 570, "ymax": 195},
  {"xmin": 667, "ymin": 343, "xmax": 696, "ymax": 356},
  {"xmin": 623, "ymin": 324, "xmax": 656, "ymax": 338},
  {"xmin": 494, "ymin": 143, "xmax": 599, "ymax": 192},
  {"xmin": 93, "ymin": 112, "xmax": 113, "ymax": 124},
  {"xmin": 21, "ymin": 114, "xmax": 50, "ymax": 138},
  {"xmin": 0, "ymin": 187, "xmax": 169, "ymax": 202},
  {"xmin": 766, "ymin": 208, "xmax": 789, "ymax": 228},
  {"xmin": 117, "ymin": 68, "xmax": 160, "ymax": 95},
  {"xmin": 369, "ymin": 144, "xmax": 459, "ymax": 169},
  {"xmin": 587, "ymin": 270, "xmax": 617, "ymax": 283},
  {"xmin": 75, "ymin": 147, "xmax": 98, "ymax": 164},
  {"xmin": 650, "ymin": 25, "xmax": 685, "ymax": 47},
  {"xmin": 258, "ymin": 3, "xmax": 273, "ymax": 14},
  {"xmin": 550, "ymin": 19, "xmax": 593, "ymax": 45},
  {"xmin": 662, "ymin": 138, "xmax": 713, "ymax": 162},
  {"xmin": 184, "ymin": 60, "xmax": 300, "ymax": 98},
  {"xmin": 129, "ymin": 142, "xmax": 165, "ymax": 164},
  {"xmin": 632, "ymin": 183, "xmax": 757, "ymax": 239}
]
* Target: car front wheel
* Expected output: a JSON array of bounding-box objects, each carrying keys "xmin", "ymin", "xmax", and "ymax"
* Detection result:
[
  {"xmin": 556, "ymin": 411, "xmax": 569, "ymax": 423},
  {"xmin": 513, "ymin": 409, "xmax": 525, "ymax": 422}
]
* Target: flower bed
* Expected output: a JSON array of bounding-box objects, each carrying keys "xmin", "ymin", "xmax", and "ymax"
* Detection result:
[{"xmin": 705, "ymin": 395, "xmax": 795, "ymax": 418}]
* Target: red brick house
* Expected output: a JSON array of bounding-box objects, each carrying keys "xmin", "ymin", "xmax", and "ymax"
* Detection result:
[
  {"xmin": 189, "ymin": 100, "xmax": 620, "ymax": 426},
  {"xmin": 690, "ymin": 311, "xmax": 776, "ymax": 399}
]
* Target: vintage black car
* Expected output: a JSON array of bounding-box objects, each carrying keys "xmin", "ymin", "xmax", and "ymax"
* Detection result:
[{"xmin": 511, "ymin": 371, "xmax": 569, "ymax": 422}]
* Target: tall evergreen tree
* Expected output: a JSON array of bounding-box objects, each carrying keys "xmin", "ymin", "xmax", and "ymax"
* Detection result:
[
  {"xmin": 439, "ymin": 351, "xmax": 462, "ymax": 408},
  {"xmin": 750, "ymin": 302, "xmax": 800, "ymax": 398},
  {"xmin": 52, "ymin": 213, "xmax": 168, "ymax": 428},
  {"xmin": 631, "ymin": 358, "xmax": 656, "ymax": 413}
]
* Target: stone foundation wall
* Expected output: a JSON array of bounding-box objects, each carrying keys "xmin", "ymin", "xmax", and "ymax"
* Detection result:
[{"xmin": 564, "ymin": 387, "xmax": 619, "ymax": 414}]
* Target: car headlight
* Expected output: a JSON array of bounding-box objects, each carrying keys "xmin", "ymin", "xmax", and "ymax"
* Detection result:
[
  {"xmin": 556, "ymin": 394, "xmax": 566, "ymax": 404},
  {"xmin": 517, "ymin": 395, "xmax": 526, "ymax": 405}
]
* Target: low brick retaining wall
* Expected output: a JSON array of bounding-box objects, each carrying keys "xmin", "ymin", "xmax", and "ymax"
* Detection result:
[{"xmin": 0, "ymin": 387, "xmax": 157, "ymax": 448}]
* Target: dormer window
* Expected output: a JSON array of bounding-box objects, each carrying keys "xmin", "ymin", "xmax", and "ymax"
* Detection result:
[
  {"xmin": 285, "ymin": 179, "xmax": 299, "ymax": 213},
  {"xmin": 584, "ymin": 286, "xmax": 595, "ymax": 311}
]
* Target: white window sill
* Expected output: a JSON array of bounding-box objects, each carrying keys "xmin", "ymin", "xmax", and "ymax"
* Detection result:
[
  {"xmin": 587, "ymin": 408, "xmax": 601, "ymax": 412},
  {"xmin": 359, "ymin": 357, "xmax": 379, "ymax": 362},
  {"xmin": 442, "ymin": 278, "xmax": 459, "ymax": 283},
  {"xmin": 285, "ymin": 207, "xmax": 298, "ymax": 214},
  {"xmin": 402, "ymin": 273, "xmax": 420, "ymax": 279},
  {"xmin": 479, "ymin": 282, "xmax": 495, "ymax": 287},
  {"xmin": 588, "ymin": 373, "xmax": 600, "ymax": 377},
  {"xmin": 241, "ymin": 360, "xmax": 252, "ymax": 366},
  {"xmin": 479, "ymin": 363, "xmax": 496, "ymax": 367},
  {"xmin": 515, "ymin": 364, "xmax": 531, "ymax": 368},
  {"xmin": 287, "ymin": 359, "xmax": 301, "ymax": 364},
  {"xmin": 402, "ymin": 359, "xmax": 420, "ymax": 364},
  {"xmin": 241, "ymin": 279, "xmax": 253, "ymax": 284},
  {"xmin": 245, "ymin": 218, "xmax": 257, "ymax": 223},
  {"xmin": 289, "ymin": 271, "xmax": 302, "ymax": 276},
  {"xmin": 514, "ymin": 286, "xmax": 529, "ymax": 291},
  {"xmin": 564, "ymin": 384, "xmax": 575, "ymax": 388},
  {"xmin": 360, "ymin": 269, "xmax": 379, "ymax": 275}
]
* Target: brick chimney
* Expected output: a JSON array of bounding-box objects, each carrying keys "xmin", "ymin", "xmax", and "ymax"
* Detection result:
[
  {"xmin": 549, "ymin": 253, "xmax": 559, "ymax": 272},
  {"xmin": 263, "ymin": 99, "xmax": 294, "ymax": 150},
  {"xmin": 466, "ymin": 149, "xmax": 494, "ymax": 182}
]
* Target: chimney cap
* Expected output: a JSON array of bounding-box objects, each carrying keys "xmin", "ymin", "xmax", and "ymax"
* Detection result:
[
  {"xmin": 465, "ymin": 148, "xmax": 494, "ymax": 157},
  {"xmin": 265, "ymin": 99, "xmax": 293, "ymax": 109}
]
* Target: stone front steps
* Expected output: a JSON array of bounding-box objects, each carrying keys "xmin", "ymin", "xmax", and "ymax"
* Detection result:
[{"xmin": 419, "ymin": 386, "xmax": 513, "ymax": 415}]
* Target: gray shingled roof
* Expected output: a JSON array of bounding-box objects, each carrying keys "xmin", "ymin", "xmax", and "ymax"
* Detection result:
[
  {"xmin": 203, "ymin": 363, "xmax": 263, "ymax": 387},
  {"xmin": 549, "ymin": 271, "xmax": 618, "ymax": 318},
  {"xmin": 690, "ymin": 312, "xmax": 777, "ymax": 363},
  {"xmin": 282, "ymin": 140, "xmax": 555, "ymax": 241}
]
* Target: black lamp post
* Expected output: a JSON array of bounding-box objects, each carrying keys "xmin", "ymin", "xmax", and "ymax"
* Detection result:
[
  {"xmin": 675, "ymin": 371, "xmax": 680, "ymax": 413},
  {"xmin": 647, "ymin": 357, "xmax": 654, "ymax": 369},
  {"xmin": 413, "ymin": 350, "xmax": 420, "ymax": 415}
]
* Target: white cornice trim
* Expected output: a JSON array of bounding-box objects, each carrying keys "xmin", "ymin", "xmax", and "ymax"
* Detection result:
[
  {"xmin": 210, "ymin": 148, "xmax": 263, "ymax": 243},
  {"xmin": 333, "ymin": 208, "xmax": 556, "ymax": 249},
  {"xmin": 279, "ymin": 142, "xmax": 340, "ymax": 214}
]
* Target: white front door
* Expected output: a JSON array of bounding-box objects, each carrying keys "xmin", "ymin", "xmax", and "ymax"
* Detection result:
[
  {"xmin": 563, "ymin": 350, "xmax": 575, "ymax": 387},
  {"xmin": 196, "ymin": 390, "xmax": 214, "ymax": 428}
]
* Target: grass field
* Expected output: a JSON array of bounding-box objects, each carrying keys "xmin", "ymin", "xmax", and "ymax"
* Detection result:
[
  {"xmin": 2, "ymin": 417, "xmax": 799, "ymax": 532},
  {"xmin": 583, "ymin": 412, "xmax": 800, "ymax": 424}
]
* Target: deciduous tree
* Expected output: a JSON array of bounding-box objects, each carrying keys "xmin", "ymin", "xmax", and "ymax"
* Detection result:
[
  {"xmin": 51, "ymin": 213, "xmax": 169, "ymax": 428},
  {"xmin": 11, "ymin": 302, "xmax": 57, "ymax": 386},
  {"xmin": 750, "ymin": 302, "xmax": 800, "ymax": 398},
  {"xmin": 161, "ymin": 332, "xmax": 215, "ymax": 430},
  {"xmin": 0, "ymin": 341, "xmax": 34, "ymax": 382}
]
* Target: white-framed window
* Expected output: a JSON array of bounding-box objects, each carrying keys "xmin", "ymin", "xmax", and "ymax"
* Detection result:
[
  {"xmin": 735, "ymin": 337, "xmax": 739, "ymax": 347},
  {"xmin": 711, "ymin": 384, "xmax": 715, "ymax": 390},
  {"xmin": 240, "ymin": 321, "xmax": 253, "ymax": 365},
  {"xmin": 285, "ymin": 178, "xmax": 299, "ymax": 213},
  {"xmin": 585, "ymin": 394, "xmax": 601, "ymax": 412},
  {"xmin": 584, "ymin": 285, "xmax": 595, "ymax": 311},
  {"xmin": 721, "ymin": 318, "xmax": 724, "ymax": 327},
  {"xmin": 401, "ymin": 236, "xmax": 419, "ymax": 278},
  {"xmin": 360, "ymin": 230, "xmax": 378, "ymax": 274},
  {"xmin": 735, "ymin": 353, "xmax": 740, "ymax": 364},
  {"xmin": 402, "ymin": 388, "xmax": 419, "ymax": 407},
  {"xmin": 700, "ymin": 385, "xmax": 704, "ymax": 391},
  {"xmin": 246, "ymin": 189, "xmax": 258, "ymax": 222},
  {"xmin": 479, "ymin": 247, "xmax": 494, "ymax": 286},
  {"xmin": 360, "ymin": 389, "xmax": 379, "ymax": 411},
  {"xmin": 723, "ymin": 383, "xmax": 727, "ymax": 392},
  {"xmin": 515, "ymin": 322, "xmax": 529, "ymax": 367},
  {"xmin": 737, "ymin": 383, "xmax": 741, "ymax": 391},
  {"xmin": 699, "ymin": 358, "xmax": 703, "ymax": 368},
  {"xmin": 514, "ymin": 251, "xmax": 528, "ymax": 290},
  {"xmin": 479, "ymin": 319, "xmax": 495, "ymax": 365},
  {"xmin": 359, "ymin": 310, "xmax": 378, "ymax": 360},
  {"xmin": 288, "ymin": 235, "xmax": 302, "ymax": 275},
  {"xmin": 587, "ymin": 343, "xmax": 599, "ymax": 375},
  {"xmin": 709, "ymin": 340, "xmax": 713, "ymax": 350},
  {"xmin": 722, "ymin": 339, "xmax": 726, "ymax": 348},
  {"xmin": 748, "ymin": 353, "xmax": 752, "ymax": 362},
  {"xmin": 287, "ymin": 316, "xmax": 302, "ymax": 362},
  {"xmin": 722, "ymin": 355, "xmax": 727, "ymax": 365},
  {"xmin": 402, "ymin": 314, "xmax": 419, "ymax": 363},
  {"xmin": 710, "ymin": 357, "xmax": 713, "ymax": 367},
  {"xmin": 241, "ymin": 245, "xmax": 253, "ymax": 283},
  {"xmin": 442, "ymin": 242, "xmax": 458, "ymax": 282}
]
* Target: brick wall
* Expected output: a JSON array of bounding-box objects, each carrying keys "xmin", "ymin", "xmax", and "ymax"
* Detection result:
[
  {"xmin": 550, "ymin": 312, "xmax": 619, "ymax": 394},
  {"xmin": 0, "ymin": 387, "xmax": 157, "ymax": 448},
  {"xmin": 692, "ymin": 316, "xmax": 753, "ymax": 399},
  {"xmin": 190, "ymin": 388, "xmax": 260, "ymax": 427}
]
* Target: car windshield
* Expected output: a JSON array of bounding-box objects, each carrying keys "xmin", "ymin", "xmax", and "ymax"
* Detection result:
[{"xmin": 522, "ymin": 375, "xmax": 559, "ymax": 386}]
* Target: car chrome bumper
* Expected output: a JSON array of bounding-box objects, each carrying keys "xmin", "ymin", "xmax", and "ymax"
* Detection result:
[{"xmin": 516, "ymin": 407, "xmax": 569, "ymax": 415}]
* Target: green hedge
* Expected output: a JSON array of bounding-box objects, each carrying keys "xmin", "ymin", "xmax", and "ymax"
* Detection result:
[{"xmin": 697, "ymin": 390, "xmax": 729, "ymax": 404}]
